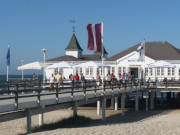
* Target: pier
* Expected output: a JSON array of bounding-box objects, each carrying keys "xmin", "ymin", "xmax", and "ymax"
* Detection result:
[{"xmin": 0, "ymin": 80, "xmax": 180, "ymax": 134}]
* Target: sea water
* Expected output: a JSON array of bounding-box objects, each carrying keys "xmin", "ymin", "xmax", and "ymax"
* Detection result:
[{"xmin": 0, "ymin": 75, "xmax": 43, "ymax": 83}]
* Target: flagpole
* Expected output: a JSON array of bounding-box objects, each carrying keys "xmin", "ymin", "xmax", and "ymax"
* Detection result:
[
  {"xmin": 7, "ymin": 66, "xmax": 9, "ymax": 82},
  {"xmin": 143, "ymin": 39, "xmax": 146, "ymax": 84},
  {"xmin": 6, "ymin": 44, "xmax": 10, "ymax": 82},
  {"xmin": 101, "ymin": 20, "xmax": 104, "ymax": 92}
]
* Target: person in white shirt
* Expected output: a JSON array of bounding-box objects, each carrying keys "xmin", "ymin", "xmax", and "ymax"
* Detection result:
[{"xmin": 49, "ymin": 73, "xmax": 55, "ymax": 88}]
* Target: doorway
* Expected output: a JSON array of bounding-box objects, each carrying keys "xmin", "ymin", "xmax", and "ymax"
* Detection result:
[{"xmin": 130, "ymin": 68, "xmax": 138, "ymax": 79}]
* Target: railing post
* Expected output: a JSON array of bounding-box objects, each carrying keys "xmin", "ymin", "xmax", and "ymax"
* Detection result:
[
  {"xmin": 71, "ymin": 80, "xmax": 74, "ymax": 99},
  {"xmin": 94, "ymin": 80, "xmax": 97, "ymax": 96},
  {"xmin": 135, "ymin": 90, "xmax": 139, "ymax": 111},
  {"xmin": 55, "ymin": 83, "xmax": 59, "ymax": 102},
  {"xmin": 119, "ymin": 80, "xmax": 121, "ymax": 91},
  {"xmin": 38, "ymin": 82, "xmax": 41, "ymax": 106},
  {"xmin": 97, "ymin": 100, "xmax": 101, "ymax": 115},
  {"xmin": 102, "ymin": 96, "xmax": 106, "ymax": 121},
  {"xmin": 103, "ymin": 81, "xmax": 106, "ymax": 94},
  {"xmin": 26, "ymin": 109, "xmax": 32, "ymax": 134},
  {"xmin": 125, "ymin": 81, "xmax": 127, "ymax": 89},
  {"xmin": 15, "ymin": 84, "xmax": 18, "ymax": 109},
  {"xmin": 7, "ymin": 81, "xmax": 10, "ymax": 91},
  {"xmin": 121, "ymin": 93, "xmax": 125, "ymax": 116},
  {"xmin": 112, "ymin": 81, "xmax": 114, "ymax": 94},
  {"xmin": 73, "ymin": 101, "xmax": 78, "ymax": 116},
  {"xmin": 62, "ymin": 80, "xmax": 64, "ymax": 90},
  {"xmin": 115, "ymin": 97, "xmax": 118, "ymax": 110},
  {"xmin": 83, "ymin": 81, "xmax": 86, "ymax": 98}
]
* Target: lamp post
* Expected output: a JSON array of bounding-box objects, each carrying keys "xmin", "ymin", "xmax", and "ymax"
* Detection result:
[
  {"xmin": 42, "ymin": 48, "xmax": 47, "ymax": 82},
  {"xmin": 21, "ymin": 60, "xmax": 24, "ymax": 80}
]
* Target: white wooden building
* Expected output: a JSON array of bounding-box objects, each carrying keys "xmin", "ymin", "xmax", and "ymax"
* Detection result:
[{"xmin": 45, "ymin": 33, "xmax": 180, "ymax": 81}]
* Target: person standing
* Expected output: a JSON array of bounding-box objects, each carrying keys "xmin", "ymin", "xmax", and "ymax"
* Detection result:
[
  {"xmin": 80, "ymin": 73, "xmax": 85, "ymax": 88},
  {"xmin": 49, "ymin": 73, "xmax": 55, "ymax": 88},
  {"xmin": 107, "ymin": 72, "xmax": 112, "ymax": 87},
  {"xmin": 33, "ymin": 73, "xmax": 37, "ymax": 81},
  {"xmin": 56, "ymin": 72, "xmax": 62, "ymax": 88},
  {"xmin": 74, "ymin": 73, "xmax": 79, "ymax": 89},
  {"xmin": 96, "ymin": 72, "xmax": 101, "ymax": 88}
]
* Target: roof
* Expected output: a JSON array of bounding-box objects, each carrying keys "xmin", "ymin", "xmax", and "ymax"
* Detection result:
[
  {"xmin": 47, "ymin": 54, "xmax": 102, "ymax": 62},
  {"xmin": 107, "ymin": 41, "xmax": 180, "ymax": 61},
  {"xmin": 65, "ymin": 33, "xmax": 83, "ymax": 51},
  {"xmin": 94, "ymin": 47, "xmax": 108, "ymax": 55}
]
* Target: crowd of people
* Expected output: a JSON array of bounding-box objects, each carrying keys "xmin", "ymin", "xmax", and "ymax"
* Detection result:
[{"xmin": 47, "ymin": 71, "xmax": 134, "ymax": 89}]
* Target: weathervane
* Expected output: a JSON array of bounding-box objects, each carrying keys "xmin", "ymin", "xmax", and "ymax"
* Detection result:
[{"xmin": 69, "ymin": 19, "xmax": 76, "ymax": 33}]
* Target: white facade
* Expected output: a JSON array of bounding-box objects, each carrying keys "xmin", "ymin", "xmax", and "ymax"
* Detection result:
[
  {"xmin": 66, "ymin": 50, "xmax": 82, "ymax": 58},
  {"xmin": 45, "ymin": 51, "xmax": 180, "ymax": 81}
]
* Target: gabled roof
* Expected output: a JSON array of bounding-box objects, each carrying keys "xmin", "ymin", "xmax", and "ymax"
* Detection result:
[
  {"xmin": 107, "ymin": 41, "xmax": 180, "ymax": 61},
  {"xmin": 47, "ymin": 54, "xmax": 102, "ymax": 62},
  {"xmin": 65, "ymin": 33, "xmax": 83, "ymax": 51},
  {"xmin": 47, "ymin": 55, "xmax": 80, "ymax": 61}
]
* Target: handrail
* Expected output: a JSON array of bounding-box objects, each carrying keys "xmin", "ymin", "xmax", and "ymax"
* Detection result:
[{"xmin": 0, "ymin": 79, "xmax": 148, "ymax": 114}]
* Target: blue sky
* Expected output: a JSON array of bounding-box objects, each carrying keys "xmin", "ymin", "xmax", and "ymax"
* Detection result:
[{"xmin": 0, "ymin": 0, "xmax": 180, "ymax": 75}]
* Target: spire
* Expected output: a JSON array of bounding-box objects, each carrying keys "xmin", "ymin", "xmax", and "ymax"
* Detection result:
[{"xmin": 65, "ymin": 33, "xmax": 83, "ymax": 51}]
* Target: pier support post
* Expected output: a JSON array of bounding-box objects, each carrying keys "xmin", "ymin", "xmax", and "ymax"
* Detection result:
[
  {"xmin": 97, "ymin": 100, "xmax": 101, "ymax": 115},
  {"xmin": 38, "ymin": 106, "xmax": 45, "ymax": 126},
  {"xmin": 161, "ymin": 92, "xmax": 164, "ymax": 104},
  {"xmin": 115, "ymin": 97, "xmax": 118, "ymax": 110},
  {"xmin": 121, "ymin": 93, "xmax": 125, "ymax": 116},
  {"xmin": 26, "ymin": 109, "xmax": 32, "ymax": 134},
  {"xmin": 145, "ymin": 92, "xmax": 149, "ymax": 111},
  {"xmin": 110, "ymin": 98, "xmax": 114, "ymax": 108},
  {"xmin": 38, "ymin": 113, "xmax": 43, "ymax": 126},
  {"xmin": 135, "ymin": 90, "xmax": 139, "ymax": 111},
  {"xmin": 73, "ymin": 101, "xmax": 78, "ymax": 116},
  {"xmin": 150, "ymin": 91, "xmax": 154, "ymax": 109},
  {"xmin": 102, "ymin": 96, "xmax": 106, "ymax": 121}
]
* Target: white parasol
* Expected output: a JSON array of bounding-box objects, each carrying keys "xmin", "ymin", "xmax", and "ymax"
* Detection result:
[
  {"xmin": 45, "ymin": 61, "xmax": 75, "ymax": 69},
  {"xmin": 17, "ymin": 61, "xmax": 49, "ymax": 70}
]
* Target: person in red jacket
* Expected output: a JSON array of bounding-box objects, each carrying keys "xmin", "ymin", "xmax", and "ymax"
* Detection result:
[{"xmin": 74, "ymin": 73, "xmax": 79, "ymax": 88}]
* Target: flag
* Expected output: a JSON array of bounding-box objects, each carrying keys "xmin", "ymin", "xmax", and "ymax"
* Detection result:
[
  {"xmin": 137, "ymin": 41, "xmax": 145, "ymax": 61},
  {"xmin": 6, "ymin": 45, "xmax": 10, "ymax": 67},
  {"xmin": 87, "ymin": 24, "xmax": 102, "ymax": 52}
]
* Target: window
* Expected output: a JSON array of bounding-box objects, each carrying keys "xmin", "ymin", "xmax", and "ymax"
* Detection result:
[
  {"xmin": 97, "ymin": 68, "xmax": 102, "ymax": 75},
  {"xmin": 86, "ymin": 68, "xmax": 89, "ymax": 75},
  {"xmin": 59, "ymin": 68, "xmax": 63, "ymax": 75},
  {"xmin": 80, "ymin": 68, "xmax": 82, "ymax": 74},
  {"xmin": 75, "ymin": 68, "xmax": 78, "ymax": 74},
  {"xmin": 161, "ymin": 68, "xmax": 164, "ymax": 76},
  {"xmin": 145, "ymin": 68, "xmax": 148, "ymax": 76},
  {"xmin": 97, "ymin": 68, "xmax": 100, "ymax": 74},
  {"xmin": 86, "ymin": 68, "xmax": 93, "ymax": 75},
  {"xmin": 157, "ymin": 68, "xmax": 160, "ymax": 76},
  {"xmin": 123, "ymin": 67, "xmax": 126, "ymax": 74},
  {"xmin": 149, "ymin": 68, "xmax": 153, "ymax": 76},
  {"xmin": 108, "ymin": 67, "xmax": 110, "ymax": 74},
  {"xmin": 118, "ymin": 67, "xmax": 122, "ymax": 74},
  {"xmin": 111, "ymin": 67, "xmax": 115, "ymax": 73},
  {"xmin": 90, "ymin": 68, "xmax": 93, "ymax": 75},
  {"xmin": 172, "ymin": 68, "xmax": 175, "ymax": 75},
  {"xmin": 168, "ymin": 68, "xmax": 171, "ymax": 76},
  {"xmin": 54, "ymin": 68, "xmax": 58, "ymax": 75}
]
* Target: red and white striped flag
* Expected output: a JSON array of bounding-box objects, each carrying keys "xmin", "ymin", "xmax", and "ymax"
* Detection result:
[{"xmin": 87, "ymin": 24, "xmax": 102, "ymax": 52}]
